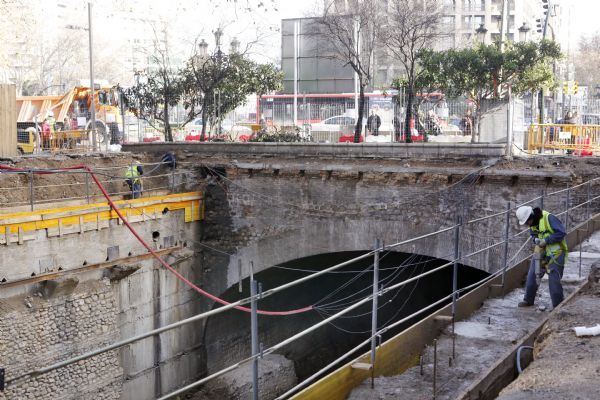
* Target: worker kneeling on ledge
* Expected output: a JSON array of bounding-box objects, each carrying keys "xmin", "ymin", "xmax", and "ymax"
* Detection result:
[
  {"xmin": 516, "ymin": 206, "xmax": 568, "ymax": 309},
  {"xmin": 125, "ymin": 161, "xmax": 144, "ymax": 199}
]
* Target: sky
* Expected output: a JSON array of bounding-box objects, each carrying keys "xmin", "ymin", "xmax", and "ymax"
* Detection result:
[
  {"xmin": 568, "ymin": 0, "xmax": 600, "ymax": 46},
  {"xmin": 277, "ymin": 0, "xmax": 600, "ymax": 47}
]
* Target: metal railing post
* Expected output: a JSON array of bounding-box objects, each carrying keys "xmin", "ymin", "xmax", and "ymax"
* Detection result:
[
  {"xmin": 540, "ymin": 125, "xmax": 545, "ymax": 154},
  {"xmin": 578, "ymin": 230, "xmax": 582, "ymax": 279},
  {"xmin": 129, "ymin": 162, "xmax": 134, "ymax": 199},
  {"xmin": 238, "ymin": 259, "xmax": 243, "ymax": 293},
  {"xmin": 501, "ymin": 202, "xmax": 511, "ymax": 290},
  {"xmin": 586, "ymin": 181, "xmax": 592, "ymax": 223},
  {"xmin": 85, "ymin": 172, "xmax": 90, "ymax": 204},
  {"xmin": 433, "ymin": 338, "xmax": 438, "ymax": 400},
  {"xmin": 540, "ymin": 189, "xmax": 544, "ymax": 210},
  {"xmin": 250, "ymin": 279, "xmax": 259, "ymax": 400},
  {"xmin": 370, "ymin": 239, "xmax": 381, "ymax": 389},
  {"xmin": 451, "ymin": 216, "xmax": 461, "ymax": 361},
  {"xmin": 29, "ymin": 171, "xmax": 34, "ymax": 211},
  {"xmin": 565, "ymin": 185, "xmax": 571, "ymax": 232},
  {"xmin": 171, "ymin": 167, "xmax": 175, "ymax": 192}
]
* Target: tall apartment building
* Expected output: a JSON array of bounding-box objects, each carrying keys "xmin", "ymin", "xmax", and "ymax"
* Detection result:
[
  {"xmin": 444, "ymin": 0, "xmax": 554, "ymax": 48},
  {"xmin": 326, "ymin": 0, "xmax": 554, "ymax": 47},
  {"xmin": 286, "ymin": 0, "xmax": 559, "ymax": 93}
]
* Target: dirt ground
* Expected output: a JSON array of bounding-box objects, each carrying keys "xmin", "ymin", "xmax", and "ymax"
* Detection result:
[
  {"xmin": 497, "ymin": 260, "xmax": 600, "ymax": 400},
  {"xmin": 2, "ymin": 152, "xmax": 599, "ymax": 207},
  {"xmin": 0, "ymin": 153, "xmax": 174, "ymax": 207},
  {"xmin": 348, "ymin": 233, "xmax": 600, "ymax": 400}
]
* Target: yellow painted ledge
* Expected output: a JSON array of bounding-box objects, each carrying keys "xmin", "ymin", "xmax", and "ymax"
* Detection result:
[{"xmin": 0, "ymin": 192, "xmax": 204, "ymax": 241}]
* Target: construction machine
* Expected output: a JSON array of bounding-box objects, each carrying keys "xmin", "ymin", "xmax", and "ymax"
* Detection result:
[{"xmin": 16, "ymin": 84, "xmax": 124, "ymax": 153}]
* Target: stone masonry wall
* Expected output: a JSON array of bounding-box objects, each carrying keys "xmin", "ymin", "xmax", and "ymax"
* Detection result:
[
  {"xmin": 0, "ymin": 279, "xmax": 122, "ymax": 400},
  {"xmin": 196, "ymin": 157, "xmax": 600, "ymax": 376}
]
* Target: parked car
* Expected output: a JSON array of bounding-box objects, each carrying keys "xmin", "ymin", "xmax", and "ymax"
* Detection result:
[
  {"xmin": 310, "ymin": 115, "xmax": 358, "ymax": 132},
  {"xmin": 185, "ymin": 118, "xmax": 252, "ymax": 138}
]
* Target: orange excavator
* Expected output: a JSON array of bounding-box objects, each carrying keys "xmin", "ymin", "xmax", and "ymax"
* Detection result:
[{"xmin": 16, "ymin": 84, "xmax": 124, "ymax": 153}]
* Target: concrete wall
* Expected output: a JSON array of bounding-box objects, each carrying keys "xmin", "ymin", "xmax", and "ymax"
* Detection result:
[
  {"xmin": 192, "ymin": 158, "xmax": 598, "ymax": 378},
  {"xmin": 122, "ymin": 142, "xmax": 508, "ymax": 159},
  {"xmin": 209, "ymin": 164, "xmax": 581, "ymax": 285},
  {"xmin": 0, "ymin": 208, "xmax": 206, "ymax": 400},
  {"xmin": 479, "ymin": 98, "xmax": 527, "ymax": 149}
]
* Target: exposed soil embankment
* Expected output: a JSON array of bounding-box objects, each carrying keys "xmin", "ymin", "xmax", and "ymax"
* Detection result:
[
  {"xmin": 0, "ymin": 152, "xmax": 197, "ymax": 209},
  {"xmin": 497, "ymin": 260, "xmax": 600, "ymax": 400}
]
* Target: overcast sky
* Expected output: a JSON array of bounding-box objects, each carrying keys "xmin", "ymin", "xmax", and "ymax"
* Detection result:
[
  {"xmin": 568, "ymin": 0, "xmax": 600, "ymax": 45},
  {"xmin": 277, "ymin": 0, "xmax": 599, "ymax": 49}
]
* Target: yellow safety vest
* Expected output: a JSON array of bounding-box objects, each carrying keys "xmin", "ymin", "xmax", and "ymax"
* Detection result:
[
  {"xmin": 125, "ymin": 166, "xmax": 140, "ymax": 184},
  {"xmin": 531, "ymin": 210, "xmax": 568, "ymax": 258},
  {"xmin": 48, "ymin": 117, "xmax": 56, "ymax": 134}
]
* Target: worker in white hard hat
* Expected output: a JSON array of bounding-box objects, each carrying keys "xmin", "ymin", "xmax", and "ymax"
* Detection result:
[{"xmin": 515, "ymin": 205, "xmax": 568, "ymax": 308}]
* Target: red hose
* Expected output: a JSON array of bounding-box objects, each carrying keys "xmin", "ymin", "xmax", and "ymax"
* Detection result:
[{"xmin": 0, "ymin": 164, "xmax": 313, "ymax": 316}]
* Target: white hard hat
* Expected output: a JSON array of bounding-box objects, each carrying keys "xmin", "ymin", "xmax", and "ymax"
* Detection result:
[
  {"xmin": 47, "ymin": 111, "xmax": 54, "ymax": 117},
  {"xmin": 516, "ymin": 206, "xmax": 533, "ymax": 225}
]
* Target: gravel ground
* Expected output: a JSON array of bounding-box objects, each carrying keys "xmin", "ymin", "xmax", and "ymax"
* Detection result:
[{"xmin": 497, "ymin": 239, "xmax": 600, "ymax": 400}]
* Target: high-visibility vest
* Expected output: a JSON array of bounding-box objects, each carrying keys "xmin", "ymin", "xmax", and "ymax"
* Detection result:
[
  {"xmin": 125, "ymin": 166, "xmax": 140, "ymax": 184},
  {"xmin": 48, "ymin": 117, "xmax": 56, "ymax": 134},
  {"xmin": 531, "ymin": 210, "xmax": 568, "ymax": 258}
]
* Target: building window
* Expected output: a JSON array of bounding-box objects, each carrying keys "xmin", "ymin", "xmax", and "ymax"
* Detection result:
[
  {"xmin": 463, "ymin": 0, "xmax": 484, "ymax": 12},
  {"xmin": 462, "ymin": 16, "xmax": 472, "ymax": 30}
]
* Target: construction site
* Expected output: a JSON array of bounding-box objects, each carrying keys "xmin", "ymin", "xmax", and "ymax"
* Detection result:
[
  {"xmin": 1, "ymin": 0, "xmax": 600, "ymax": 398},
  {"xmin": 0, "ymin": 131, "xmax": 598, "ymax": 399}
]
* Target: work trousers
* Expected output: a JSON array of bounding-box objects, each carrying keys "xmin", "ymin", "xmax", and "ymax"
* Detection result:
[
  {"xmin": 524, "ymin": 252, "xmax": 565, "ymax": 308},
  {"xmin": 126, "ymin": 179, "xmax": 142, "ymax": 199}
]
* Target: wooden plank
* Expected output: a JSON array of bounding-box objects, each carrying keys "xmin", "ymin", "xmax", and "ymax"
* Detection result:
[
  {"xmin": 0, "ymin": 84, "xmax": 17, "ymax": 157},
  {"xmin": 351, "ymin": 363, "xmax": 372, "ymax": 371}
]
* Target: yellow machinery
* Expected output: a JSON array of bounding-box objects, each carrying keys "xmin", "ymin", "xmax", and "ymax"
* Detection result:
[{"xmin": 16, "ymin": 85, "xmax": 124, "ymax": 152}]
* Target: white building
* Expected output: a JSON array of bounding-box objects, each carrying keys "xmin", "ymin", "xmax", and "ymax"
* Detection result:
[{"xmin": 320, "ymin": 0, "xmax": 562, "ymax": 89}]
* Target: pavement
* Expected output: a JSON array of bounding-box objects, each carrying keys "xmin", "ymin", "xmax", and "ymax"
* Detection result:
[{"xmin": 347, "ymin": 231, "xmax": 600, "ymax": 400}]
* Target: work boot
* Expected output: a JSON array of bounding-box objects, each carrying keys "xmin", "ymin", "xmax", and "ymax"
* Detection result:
[{"xmin": 518, "ymin": 301, "xmax": 534, "ymax": 307}]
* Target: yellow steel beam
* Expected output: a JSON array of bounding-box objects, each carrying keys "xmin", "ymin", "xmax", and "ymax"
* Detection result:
[{"xmin": 0, "ymin": 192, "xmax": 204, "ymax": 238}]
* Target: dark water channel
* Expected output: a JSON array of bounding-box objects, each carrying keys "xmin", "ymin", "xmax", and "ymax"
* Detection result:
[{"xmin": 204, "ymin": 251, "xmax": 489, "ymax": 380}]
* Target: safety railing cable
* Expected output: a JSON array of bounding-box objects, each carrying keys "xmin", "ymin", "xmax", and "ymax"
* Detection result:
[{"xmin": 1, "ymin": 164, "xmax": 598, "ymax": 398}]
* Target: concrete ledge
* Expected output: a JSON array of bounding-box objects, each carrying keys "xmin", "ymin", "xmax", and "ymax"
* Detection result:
[{"xmin": 122, "ymin": 142, "xmax": 508, "ymax": 159}]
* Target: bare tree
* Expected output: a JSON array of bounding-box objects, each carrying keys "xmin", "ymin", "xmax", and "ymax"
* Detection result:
[
  {"xmin": 121, "ymin": 26, "xmax": 182, "ymax": 142},
  {"xmin": 575, "ymin": 32, "xmax": 600, "ymax": 88},
  {"xmin": 384, "ymin": 0, "xmax": 445, "ymax": 142},
  {"xmin": 318, "ymin": 0, "xmax": 383, "ymax": 143}
]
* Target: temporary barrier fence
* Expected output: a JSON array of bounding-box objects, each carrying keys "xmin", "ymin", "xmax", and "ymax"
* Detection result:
[{"xmin": 527, "ymin": 123, "xmax": 600, "ymax": 154}]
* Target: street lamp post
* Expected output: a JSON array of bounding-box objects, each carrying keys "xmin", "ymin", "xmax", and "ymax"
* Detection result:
[
  {"xmin": 538, "ymin": 0, "xmax": 553, "ymax": 125},
  {"xmin": 87, "ymin": 3, "xmax": 96, "ymax": 151},
  {"xmin": 518, "ymin": 22, "xmax": 531, "ymax": 42},
  {"xmin": 214, "ymin": 28, "xmax": 223, "ymax": 137},
  {"xmin": 198, "ymin": 39, "xmax": 208, "ymax": 57},
  {"xmin": 230, "ymin": 37, "xmax": 240, "ymax": 54},
  {"xmin": 134, "ymin": 71, "xmax": 142, "ymax": 142},
  {"xmin": 476, "ymin": 23, "xmax": 488, "ymax": 44},
  {"xmin": 69, "ymin": 4, "xmax": 97, "ymax": 151}
]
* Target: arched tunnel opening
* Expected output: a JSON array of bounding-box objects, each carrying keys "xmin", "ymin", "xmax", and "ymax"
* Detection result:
[{"xmin": 203, "ymin": 251, "xmax": 490, "ymax": 383}]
